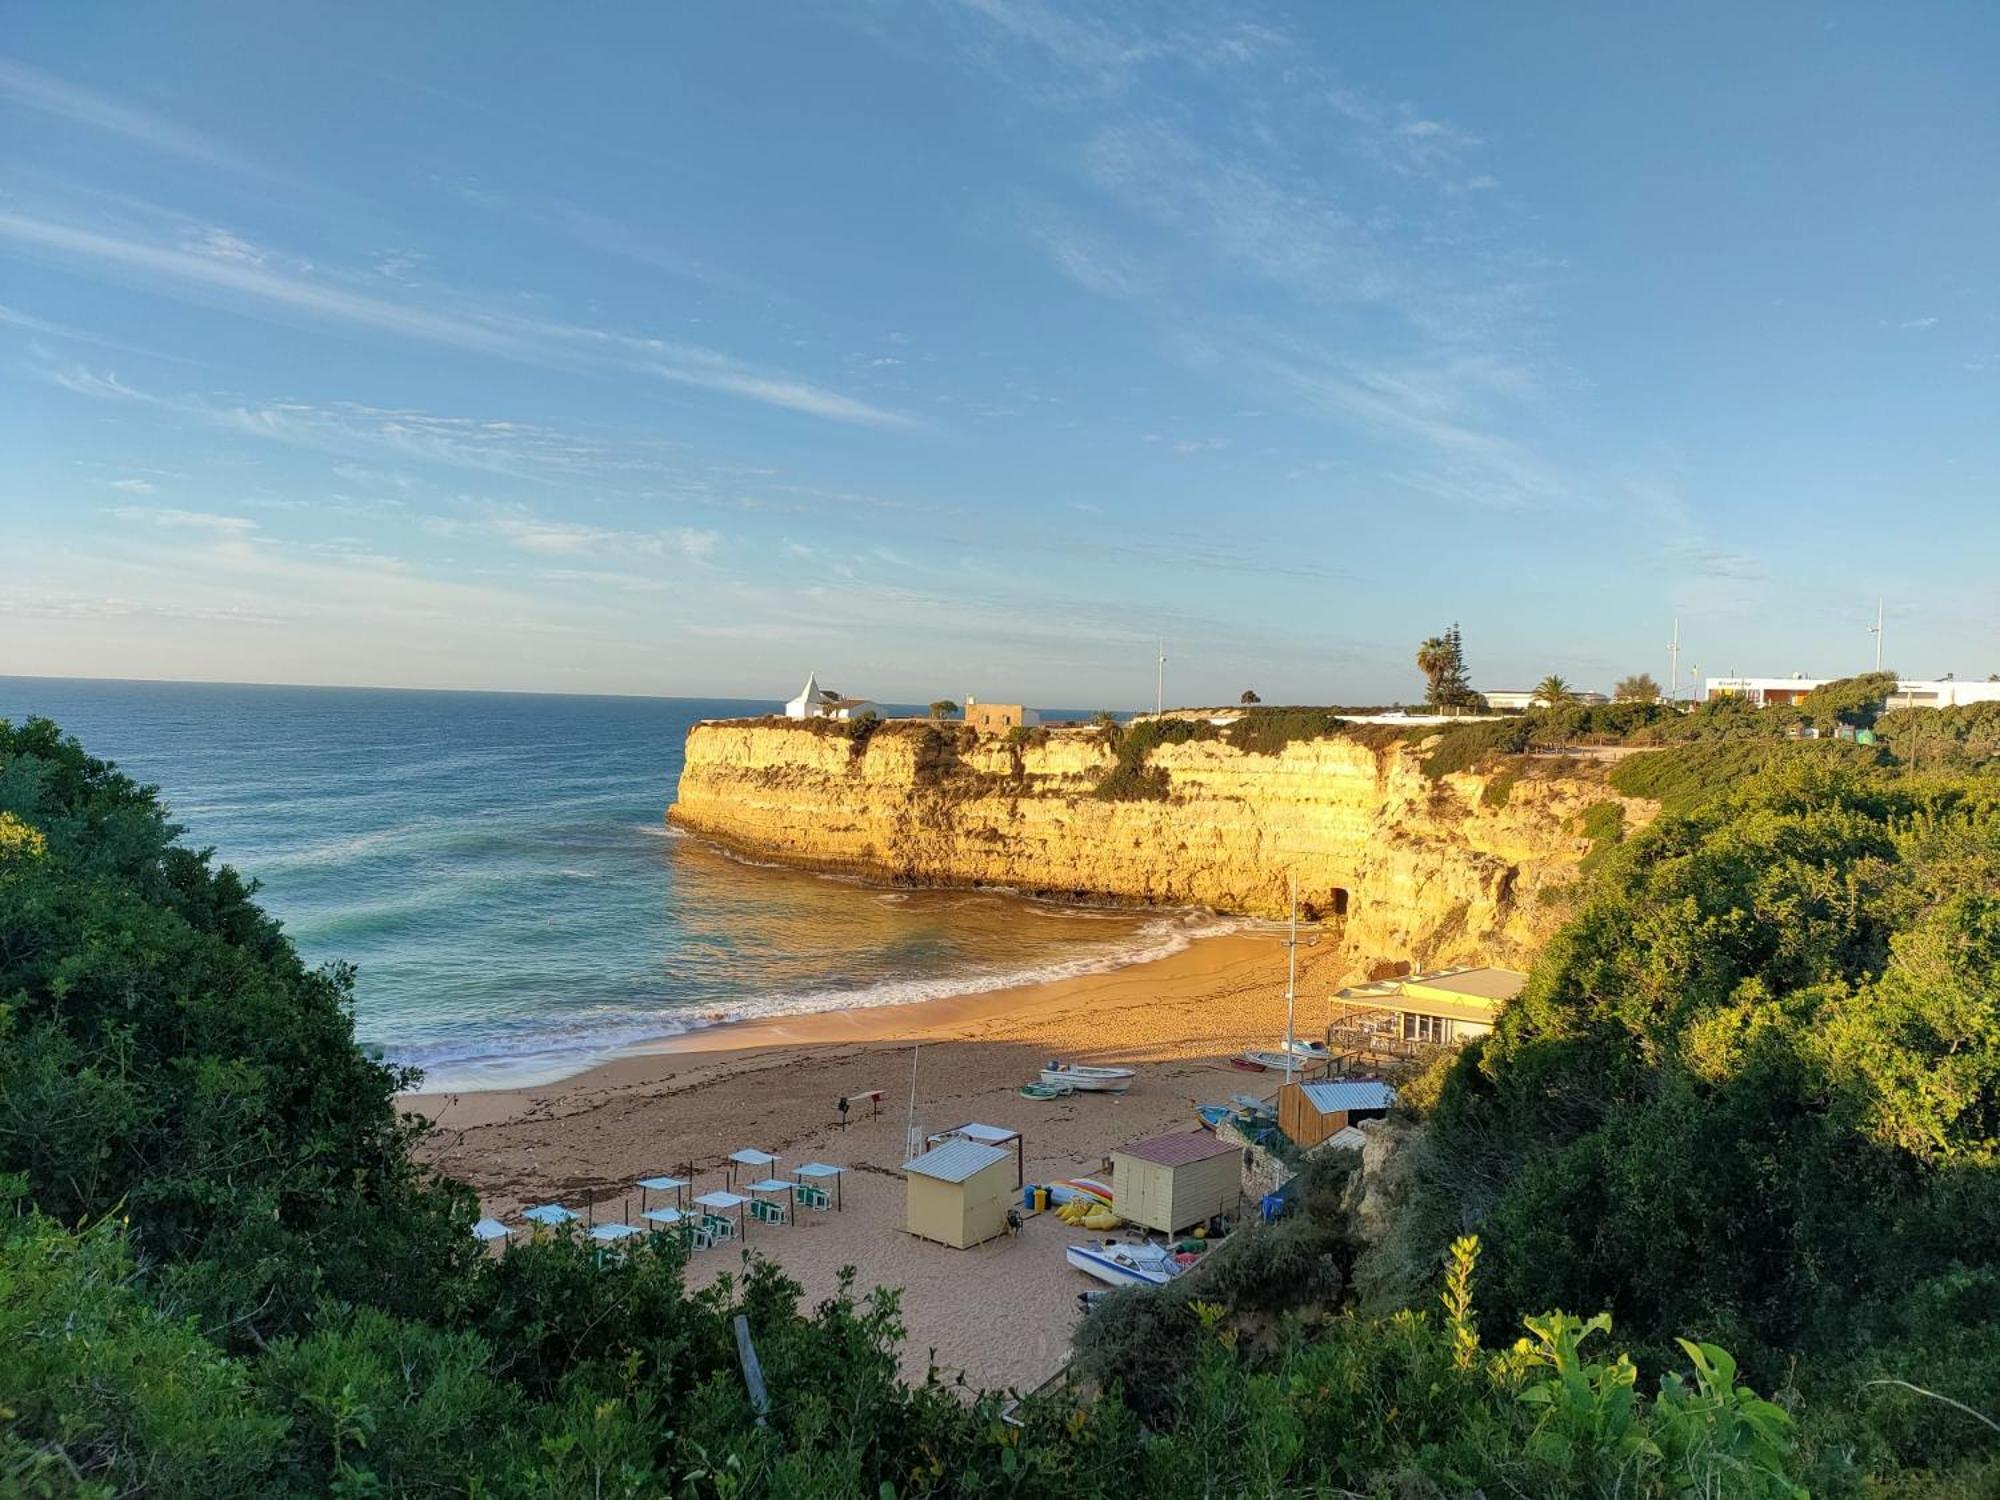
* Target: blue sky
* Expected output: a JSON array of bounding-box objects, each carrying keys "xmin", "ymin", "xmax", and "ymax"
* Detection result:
[{"xmin": 4, "ymin": 3, "xmax": 1996, "ymax": 707}]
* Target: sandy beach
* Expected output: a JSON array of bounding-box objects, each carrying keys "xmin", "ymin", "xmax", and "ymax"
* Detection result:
[{"xmin": 406, "ymin": 926, "xmax": 1359, "ymax": 1392}]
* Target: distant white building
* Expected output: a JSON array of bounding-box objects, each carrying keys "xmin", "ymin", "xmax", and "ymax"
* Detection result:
[
  {"xmin": 1704, "ymin": 675, "xmax": 2000, "ymax": 709},
  {"xmin": 783, "ymin": 673, "xmax": 878, "ymax": 721},
  {"xmin": 1480, "ymin": 689, "xmax": 1610, "ymax": 711}
]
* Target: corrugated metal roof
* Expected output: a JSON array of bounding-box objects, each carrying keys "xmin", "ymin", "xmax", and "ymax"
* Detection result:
[
  {"xmin": 939, "ymin": 1122, "xmax": 1020, "ymax": 1145},
  {"xmin": 1400, "ymin": 967, "xmax": 1527, "ymax": 1002},
  {"xmin": 1322, "ymin": 1126, "xmax": 1369, "ymax": 1152},
  {"xmin": 1299, "ymin": 1080, "xmax": 1397, "ymax": 1114},
  {"xmin": 904, "ymin": 1138, "xmax": 1010, "ymax": 1183},
  {"xmin": 1116, "ymin": 1131, "xmax": 1240, "ymax": 1167}
]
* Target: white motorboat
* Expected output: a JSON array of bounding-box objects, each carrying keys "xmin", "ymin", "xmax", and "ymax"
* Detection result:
[
  {"xmin": 1067, "ymin": 1239, "xmax": 1183, "ymax": 1288},
  {"xmin": 1041, "ymin": 1061, "xmax": 1136, "ymax": 1094},
  {"xmin": 1239, "ymin": 1049, "xmax": 1307, "ymax": 1072}
]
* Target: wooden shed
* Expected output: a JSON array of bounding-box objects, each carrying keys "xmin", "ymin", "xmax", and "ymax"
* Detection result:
[
  {"xmin": 903, "ymin": 1138, "xmax": 1013, "ymax": 1249},
  {"xmin": 1110, "ymin": 1131, "xmax": 1241, "ymax": 1235},
  {"xmin": 1278, "ymin": 1079, "xmax": 1395, "ymax": 1150}
]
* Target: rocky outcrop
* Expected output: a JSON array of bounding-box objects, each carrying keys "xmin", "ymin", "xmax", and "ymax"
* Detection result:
[{"xmin": 667, "ymin": 719, "xmax": 1654, "ymax": 973}]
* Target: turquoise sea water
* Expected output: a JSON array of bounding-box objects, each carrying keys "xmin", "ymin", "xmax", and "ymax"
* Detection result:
[{"xmin": 1, "ymin": 678, "xmax": 1225, "ymax": 1090}]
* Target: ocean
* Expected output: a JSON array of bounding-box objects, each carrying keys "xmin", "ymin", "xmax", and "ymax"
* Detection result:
[{"xmin": 1, "ymin": 678, "xmax": 1225, "ymax": 1091}]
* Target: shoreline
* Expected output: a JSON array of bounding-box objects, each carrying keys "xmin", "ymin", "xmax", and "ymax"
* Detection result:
[
  {"xmin": 399, "ymin": 906, "xmax": 1261, "ymax": 1110},
  {"xmin": 405, "ymin": 924, "xmax": 1361, "ymax": 1391}
]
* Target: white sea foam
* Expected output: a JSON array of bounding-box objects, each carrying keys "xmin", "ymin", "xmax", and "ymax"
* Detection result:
[{"xmin": 393, "ymin": 909, "xmax": 1243, "ymax": 1094}]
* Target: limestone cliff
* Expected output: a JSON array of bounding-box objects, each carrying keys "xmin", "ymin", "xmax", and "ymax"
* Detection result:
[{"xmin": 667, "ymin": 719, "xmax": 1654, "ymax": 973}]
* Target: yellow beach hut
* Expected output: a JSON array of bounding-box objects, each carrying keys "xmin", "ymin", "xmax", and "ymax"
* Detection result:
[
  {"xmin": 1110, "ymin": 1131, "xmax": 1241, "ymax": 1235},
  {"xmin": 903, "ymin": 1138, "xmax": 1013, "ymax": 1249}
]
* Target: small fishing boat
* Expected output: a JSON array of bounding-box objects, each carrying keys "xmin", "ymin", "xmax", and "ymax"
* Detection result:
[
  {"xmin": 1018, "ymin": 1081, "xmax": 1074, "ymax": 1100},
  {"xmin": 1229, "ymin": 1054, "xmax": 1268, "ymax": 1072},
  {"xmin": 1196, "ymin": 1103, "xmax": 1232, "ymax": 1131},
  {"xmin": 1239, "ymin": 1049, "xmax": 1307, "ymax": 1071},
  {"xmin": 1041, "ymin": 1061, "xmax": 1136, "ymax": 1094},
  {"xmin": 1067, "ymin": 1239, "xmax": 1183, "ymax": 1288}
]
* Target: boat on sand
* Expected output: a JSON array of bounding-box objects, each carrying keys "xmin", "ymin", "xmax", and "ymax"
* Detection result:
[
  {"xmin": 1041, "ymin": 1061, "xmax": 1135, "ymax": 1094},
  {"xmin": 1067, "ymin": 1239, "xmax": 1183, "ymax": 1288},
  {"xmin": 1238, "ymin": 1048, "xmax": 1315, "ymax": 1072}
]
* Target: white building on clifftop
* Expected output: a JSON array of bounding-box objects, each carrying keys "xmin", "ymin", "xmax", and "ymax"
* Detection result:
[{"xmin": 784, "ymin": 673, "xmax": 878, "ymax": 721}]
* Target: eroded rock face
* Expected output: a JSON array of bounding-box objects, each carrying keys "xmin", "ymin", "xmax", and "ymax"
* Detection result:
[{"xmin": 667, "ymin": 720, "xmax": 1653, "ymax": 972}]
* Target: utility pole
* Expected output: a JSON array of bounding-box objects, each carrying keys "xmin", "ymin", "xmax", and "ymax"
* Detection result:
[
  {"xmin": 1155, "ymin": 638, "xmax": 1166, "ymax": 716},
  {"xmin": 1668, "ymin": 618, "xmax": 1681, "ymax": 705},
  {"xmin": 1870, "ymin": 599, "xmax": 1884, "ymax": 674}
]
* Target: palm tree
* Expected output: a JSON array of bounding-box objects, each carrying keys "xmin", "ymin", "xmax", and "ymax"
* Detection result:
[
  {"xmin": 1534, "ymin": 675, "xmax": 1575, "ymax": 707},
  {"xmin": 1416, "ymin": 637, "xmax": 1450, "ymax": 704}
]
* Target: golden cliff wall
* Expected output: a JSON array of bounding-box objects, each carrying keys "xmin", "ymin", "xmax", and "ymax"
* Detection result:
[{"xmin": 667, "ymin": 720, "xmax": 1655, "ymax": 972}]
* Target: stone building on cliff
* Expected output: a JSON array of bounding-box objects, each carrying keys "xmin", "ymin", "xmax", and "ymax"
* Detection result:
[{"xmin": 962, "ymin": 697, "xmax": 1040, "ymax": 734}]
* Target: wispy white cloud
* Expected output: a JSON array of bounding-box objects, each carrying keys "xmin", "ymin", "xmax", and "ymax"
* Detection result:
[
  {"xmin": 45, "ymin": 366, "xmax": 697, "ymax": 490},
  {"xmin": 0, "ymin": 211, "xmax": 527, "ymax": 354},
  {"xmin": 106, "ymin": 477, "xmax": 156, "ymax": 494},
  {"xmin": 950, "ymin": 0, "xmax": 1283, "ymax": 95},
  {"xmin": 0, "ymin": 300, "xmax": 200, "ymax": 363},
  {"xmin": 107, "ymin": 504, "xmax": 257, "ymax": 534},
  {"xmin": 425, "ymin": 503, "xmax": 720, "ymax": 564},
  {"xmin": 1326, "ymin": 87, "xmax": 1492, "ymax": 191},
  {"xmin": 1020, "ymin": 204, "xmax": 1159, "ymax": 299},
  {"xmin": 0, "ymin": 211, "xmax": 913, "ymax": 427},
  {"xmin": 0, "ymin": 56, "xmax": 273, "ymax": 178}
]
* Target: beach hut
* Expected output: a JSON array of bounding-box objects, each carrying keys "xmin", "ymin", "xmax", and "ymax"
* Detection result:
[
  {"xmin": 903, "ymin": 1138, "xmax": 1013, "ymax": 1249},
  {"xmin": 1110, "ymin": 1131, "xmax": 1241, "ymax": 1235},
  {"xmin": 926, "ymin": 1122, "xmax": 1024, "ymax": 1188},
  {"xmin": 1277, "ymin": 1079, "xmax": 1396, "ymax": 1151}
]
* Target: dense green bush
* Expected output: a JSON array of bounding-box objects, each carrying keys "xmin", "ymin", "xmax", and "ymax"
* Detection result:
[
  {"xmin": 0, "ymin": 717, "xmax": 476, "ymax": 1348},
  {"xmin": 1371, "ymin": 756, "xmax": 2000, "ymax": 1406}
]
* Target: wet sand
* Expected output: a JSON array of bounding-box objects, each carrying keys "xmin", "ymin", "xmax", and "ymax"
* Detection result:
[{"xmin": 406, "ymin": 927, "xmax": 1356, "ymax": 1391}]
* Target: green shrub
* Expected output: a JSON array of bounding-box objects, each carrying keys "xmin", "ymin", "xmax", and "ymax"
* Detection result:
[{"xmin": 1482, "ymin": 764, "xmax": 1524, "ymax": 807}]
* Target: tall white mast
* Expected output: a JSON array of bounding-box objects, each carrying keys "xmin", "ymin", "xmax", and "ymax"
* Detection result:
[
  {"xmin": 1282, "ymin": 871, "xmax": 1298, "ymax": 1084},
  {"xmin": 1155, "ymin": 638, "xmax": 1166, "ymax": 716},
  {"xmin": 1668, "ymin": 618, "xmax": 1681, "ymax": 705},
  {"xmin": 1870, "ymin": 599, "xmax": 1884, "ymax": 673}
]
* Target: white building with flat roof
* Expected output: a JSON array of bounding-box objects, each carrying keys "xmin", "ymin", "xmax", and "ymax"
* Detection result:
[{"xmin": 1704, "ymin": 676, "xmax": 2000, "ymax": 709}]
